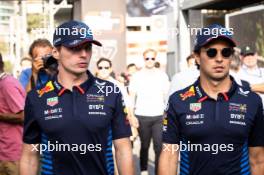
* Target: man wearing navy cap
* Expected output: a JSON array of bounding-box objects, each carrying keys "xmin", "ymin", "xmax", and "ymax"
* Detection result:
[
  {"xmin": 20, "ymin": 20, "xmax": 134, "ymax": 175},
  {"xmin": 159, "ymin": 24, "xmax": 264, "ymax": 175}
]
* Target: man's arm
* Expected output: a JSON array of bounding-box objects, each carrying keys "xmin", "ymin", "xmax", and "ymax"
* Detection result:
[
  {"xmin": 20, "ymin": 143, "xmax": 40, "ymax": 175},
  {"xmin": 251, "ymin": 83, "xmax": 264, "ymax": 93},
  {"xmin": 249, "ymin": 147, "xmax": 264, "ymax": 175},
  {"xmin": 0, "ymin": 111, "xmax": 24, "ymax": 124},
  {"xmin": 158, "ymin": 143, "xmax": 179, "ymax": 175},
  {"xmin": 113, "ymin": 138, "xmax": 135, "ymax": 175}
]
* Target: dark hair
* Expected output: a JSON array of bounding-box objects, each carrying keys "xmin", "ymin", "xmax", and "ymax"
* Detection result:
[
  {"xmin": 0, "ymin": 53, "xmax": 3, "ymax": 71},
  {"xmin": 29, "ymin": 39, "xmax": 52, "ymax": 58},
  {"xmin": 127, "ymin": 63, "xmax": 136, "ymax": 69},
  {"xmin": 193, "ymin": 50, "xmax": 201, "ymax": 70},
  {"xmin": 155, "ymin": 62, "xmax": 160, "ymax": 68},
  {"xmin": 96, "ymin": 57, "xmax": 112, "ymax": 68}
]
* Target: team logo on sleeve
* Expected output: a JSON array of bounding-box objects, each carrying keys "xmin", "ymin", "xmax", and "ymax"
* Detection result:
[
  {"xmin": 162, "ymin": 114, "xmax": 168, "ymax": 132},
  {"xmin": 180, "ymin": 86, "xmax": 195, "ymax": 101},
  {"xmin": 38, "ymin": 81, "xmax": 54, "ymax": 97},
  {"xmin": 238, "ymin": 87, "xmax": 250, "ymax": 97},
  {"xmin": 47, "ymin": 97, "xmax": 59, "ymax": 107},
  {"xmin": 190, "ymin": 103, "xmax": 202, "ymax": 112}
]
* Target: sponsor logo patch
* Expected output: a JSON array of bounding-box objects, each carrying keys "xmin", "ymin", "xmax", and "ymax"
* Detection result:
[
  {"xmin": 190, "ymin": 103, "xmax": 202, "ymax": 112},
  {"xmin": 180, "ymin": 86, "xmax": 195, "ymax": 100},
  {"xmin": 47, "ymin": 97, "xmax": 58, "ymax": 107},
  {"xmin": 38, "ymin": 81, "xmax": 54, "ymax": 97},
  {"xmin": 87, "ymin": 94, "xmax": 105, "ymax": 102},
  {"xmin": 229, "ymin": 103, "xmax": 247, "ymax": 113}
]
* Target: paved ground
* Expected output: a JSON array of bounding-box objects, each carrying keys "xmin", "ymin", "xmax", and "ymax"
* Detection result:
[{"xmin": 133, "ymin": 137, "xmax": 155, "ymax": 175}]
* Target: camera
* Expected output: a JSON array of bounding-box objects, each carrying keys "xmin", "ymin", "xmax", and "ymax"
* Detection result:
[{"xmin": 42, "ymin": 54, "xmax": 58, "ymax": 69}]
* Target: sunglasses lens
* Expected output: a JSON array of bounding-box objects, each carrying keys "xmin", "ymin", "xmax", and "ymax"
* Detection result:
[
  {"xmin": 222, "ymin": 48, "xmax": 233, "ymax": 57},
  {"xmin": 206, "ymin": 48, "xmax": 217, "ymax": 58}
]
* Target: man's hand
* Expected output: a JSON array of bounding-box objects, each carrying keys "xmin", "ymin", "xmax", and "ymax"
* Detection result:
[{"xmin": 32, "ymin": 57, "xmax": 44, "ymax": 80}]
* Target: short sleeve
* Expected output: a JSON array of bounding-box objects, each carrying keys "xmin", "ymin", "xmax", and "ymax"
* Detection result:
[
  {"xmin": 2, "ymin": 81, "xmax": 25, "ymax": 114},
  {"xmin": 23, "ymin": 94, "xmax": 41, "ymax": 144},
  {"xmin": 162, "ymin": 97, "xmax": 180, "ymax": 144},
  {"xmin": 248, "ymin": 97, "xmax": 264, "ymax": 147},
  {"xmin": 19, "ymin": 69, "xmax": 31, "ymax": 89},
  {"xmin": 111, "ymin": 92, "xmax": 132, "ymax": 140}
]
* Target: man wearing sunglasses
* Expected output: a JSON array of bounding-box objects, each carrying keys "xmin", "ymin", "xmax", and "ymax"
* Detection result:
[
  {"xmin": 20, "ymin": 20, "xmax": 134, "ymax": 175},
  {"xmin": 238, "ymin": 46, "xmax": 264, "ymax": 109},
  {"xmin": 129, "ymin": 49, "xmax": 169, "ymax": 175},
  {"xmin": 159, "ymin": 24, "xmax": 264, "ymax": 175}
]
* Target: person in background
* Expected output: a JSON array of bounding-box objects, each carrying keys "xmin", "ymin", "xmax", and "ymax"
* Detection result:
[
  {"xmin": 238, "ymin": 46, "xmax": 264, "ymax": 106},
  {"xmin": 19, "ymin": 39, "xmax": 55, "ymax": 91},
  {"xmin": 229, "ymin": 48, "xmax": 250, "ymax": 89},
  {"xmin": 96, "ymin": 57, "xmax": 139, "ymax": 129},
  {"xmin": 168, "ymin": 54, "xmax": 199, "ymax": 97},
  {"xmin": 129, "ymin": 48, "xmax": 169, "ymax": 175},
  {"xmin": 20, "ymin": 57, "xmax": 32, "ymax": 71},
  {"xmin": 126, "ymin": 63, "xmax": 138, "ymax": 84},
  {"xmin": 0, "ymin": 53, "xmax": 26, "ymax": 175}
]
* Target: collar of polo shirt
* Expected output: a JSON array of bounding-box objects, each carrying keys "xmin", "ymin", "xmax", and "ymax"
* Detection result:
[
  {"xmin": 52, "ymin": 70, "xmax": 95, "ymax": 96},
  {"xmin": 193, "ymin": 76, "xmax": 238, "ymax": 102}
]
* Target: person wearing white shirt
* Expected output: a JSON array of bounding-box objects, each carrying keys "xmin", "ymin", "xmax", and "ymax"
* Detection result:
[
  {"xmin": 238, "ymin": 46, "xmax": 264, "ymax": 106},
  {"xmin": 129, "ymin": 49, "xmax": 170, "ymax": 175},
  {"xmin": 168, "ymin": 54, "xmax": 199, "ymax": 97}
]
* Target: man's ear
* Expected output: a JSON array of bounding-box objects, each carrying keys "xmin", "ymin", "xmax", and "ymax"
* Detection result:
[
  {"xmin": 52, "ymin": 47, "xmax": 59, "ymax": 60},
  {"xmin": 194, "ymin": 52, "xmax": 200, "ymax": 66}
]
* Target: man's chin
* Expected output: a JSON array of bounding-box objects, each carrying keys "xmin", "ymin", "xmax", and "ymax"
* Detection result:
[{"xmin": 210, "ymin": 73, "xmax": 229, "ymax": 81}]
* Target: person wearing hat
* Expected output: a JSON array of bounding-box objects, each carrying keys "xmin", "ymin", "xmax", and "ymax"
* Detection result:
[
  {"xmin": 0, "ymin": 53, "xmax": 26, "ymax": 175},
  {"xmin": 159, "ymin": 24, "xmax": 264, "ymax": 175},
  {"xmin": 238, "ymin": 46, "xmax": 264, "ymax": 106},
  {"xmin": 20, "ymin": 20, "xmax": 134, "ymax": 175}
]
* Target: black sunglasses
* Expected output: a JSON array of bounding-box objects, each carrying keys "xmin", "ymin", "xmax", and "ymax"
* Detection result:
[
  {"xmin": 205, "ymin": 48, "xmax": 234, "ymax": 58},
  {"xmin": 98, "ymin": 66, "xmax": 110, "ymax": 70},
  {"xmin": 145, "ymin": 57, "xmax": 155, "ymax": 61}
]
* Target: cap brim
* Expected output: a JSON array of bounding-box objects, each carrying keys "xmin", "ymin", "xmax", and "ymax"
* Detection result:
[
  {"xmin": 201, "ymin": 35, "xmax": 236, "ymax": 48},
  {"xmin": 63, "ymin": 39, "xmax": 102, "ymax": 48}
]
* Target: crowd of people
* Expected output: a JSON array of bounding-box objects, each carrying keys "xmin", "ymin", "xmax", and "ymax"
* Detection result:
[{"xmin": 0, "ymin": 20, "xmax": 264, "ymax": 175}]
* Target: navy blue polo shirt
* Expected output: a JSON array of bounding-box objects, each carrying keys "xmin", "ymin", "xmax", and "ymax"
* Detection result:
[
  {"xmin": 163, "ymin": 76, "xmax": 264, "ymax": 175},
  {"xmin": 23, "ymin": 71, "xmax": 131, "ymax": 175}
]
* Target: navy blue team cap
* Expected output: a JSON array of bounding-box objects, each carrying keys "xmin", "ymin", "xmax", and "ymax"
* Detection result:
[
  {"xmin": 194, "ymin": 24, "xmax": 236, "ymax": 51},
  {"xmin": 53, "ymin": 20, "xmax": 102, "ymax": 48}
]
